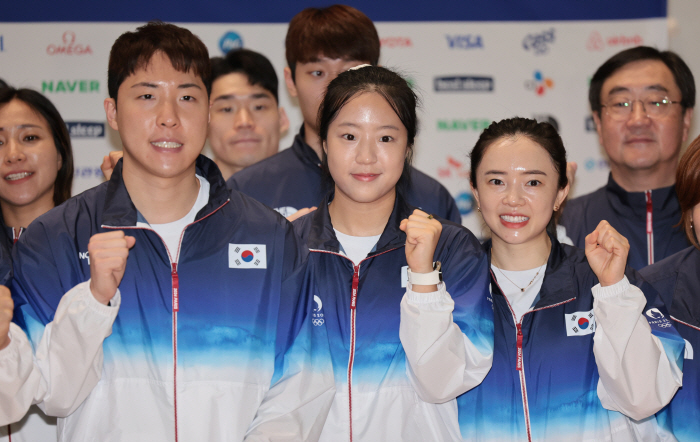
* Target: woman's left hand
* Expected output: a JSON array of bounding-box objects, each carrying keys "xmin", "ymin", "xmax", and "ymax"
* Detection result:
[
  {"xmin": 584, "ymin": 220, "xmax": 629, "ymax": 287},
  {"xmin": 400, "ymin": 209, "xmax": 442, "ymax": 274}
]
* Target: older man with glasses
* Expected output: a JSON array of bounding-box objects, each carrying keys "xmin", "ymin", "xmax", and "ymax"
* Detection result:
[{"xmin": 560, "ymin": 46, "xmax": 695, "ymax": 270}]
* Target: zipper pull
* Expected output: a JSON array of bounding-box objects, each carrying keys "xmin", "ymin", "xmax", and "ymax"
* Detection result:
[
  {"xmin": 172, "ymin": 263, "xmax": 179, "ymax": 312},
  {"xmin": 516, "ymin": 323, "xmax": 523, "ymax": 371},
  {"xmin": 351, "ymin": 265, "xmax": 359, "ymax": 310}
]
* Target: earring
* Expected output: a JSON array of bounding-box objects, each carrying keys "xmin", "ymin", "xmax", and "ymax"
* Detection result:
[
  {"xmin": 477, "ymin": 207, "xmax": 481, "ymax": 213},
  {"xmin": 553, "ymin": 205, "xmax": 559, "ymax": 211}
]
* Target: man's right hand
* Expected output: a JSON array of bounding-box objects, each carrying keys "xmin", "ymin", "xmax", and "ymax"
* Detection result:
[
  {"xmin": 88, "ymin": 231, "xmax": 135, "ymax": 305},
  {"xmin": 0, "ymin": 286, "xmax": 13, "ymax": 351}
]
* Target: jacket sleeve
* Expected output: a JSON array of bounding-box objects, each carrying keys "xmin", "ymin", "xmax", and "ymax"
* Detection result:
[
  {"xmin": 400, "ymin": 229, "xmax": 494, "ymax": 403},
  {"xmin": 0, "ymin": 282, "xmax": 120, "ymax": 423},
  {"xmin": 592, "ymin": 276, "xmax": 684, "ymax": 420},
  {"xmin": 244, "ymin": 224, "xmax": 334, "ymax": 441}
]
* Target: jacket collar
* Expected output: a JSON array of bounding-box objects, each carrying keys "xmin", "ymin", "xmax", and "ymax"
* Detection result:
[
  {"xmin": 485, "ymin": 231, "xmax": 579, "ymax": 309},
  {"xmin": 306, "ymin": 191, "xmax": 412, "ymax": 256},
  {"xmin": 605, "ymin": 173, "xmax": 681, "ymax": 220},
  {"xmin": 671, "ymin": 247, "xmax": 700, "ymax": 329},
  {"xmin": 291, "ymin": 126, "xmax": 323, "ymax": 171},
  {"xmin": 101, "ymin": 154, "xmax": 230, "ymax": 227}
]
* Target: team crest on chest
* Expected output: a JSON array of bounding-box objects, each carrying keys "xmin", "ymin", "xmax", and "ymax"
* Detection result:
[
  {"xmin": 229, "ymin": 244, "xmax": 267, "ymax": 269},
  {"xmin": 565, "ymin": 310, "xmax": 596, "ymax": 336}
]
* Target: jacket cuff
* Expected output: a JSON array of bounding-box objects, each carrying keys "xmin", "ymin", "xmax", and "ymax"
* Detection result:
[
  {"xmin": 0, "ymin": 323, "xmax": 27, "ymax": 359},
  {"xmin": 81, "ymin": 280, "xmax": 121, "ymax": 315},
  {"xmin": 405, "ymin": 281, "xmax": 451, "ymax": 304},
  {"xmin": 591, "ymin": 276, "xmax": 631, "ymax": 300}
]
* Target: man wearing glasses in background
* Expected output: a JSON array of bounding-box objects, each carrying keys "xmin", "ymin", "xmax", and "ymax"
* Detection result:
[{"xmin": 560, "ymin": 46, "xmax": 695, "ymax": 270}]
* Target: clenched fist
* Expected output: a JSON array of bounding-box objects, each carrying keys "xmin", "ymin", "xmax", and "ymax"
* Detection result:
[
  {"xmin": 88, "ymin": 231, "xmax": 135, "ymax": 305},
  {"xmin": 585, "ymin": 220, "xmax": 629, "ymax": 287},
  {"xmin": 0, "ymin": 286, "xmax": 13, "ymax": 351},
  {"xmin": 400, "ymin": 209, "xmax": 442, "ymax": 292}
]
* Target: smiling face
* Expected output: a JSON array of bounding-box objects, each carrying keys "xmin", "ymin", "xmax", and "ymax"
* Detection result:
[
  {"xmin": 594, "ymin": 59, "xmax": 692, "ymax": 178},
  {"xmin": 0, "ymin": 99, "xmax": 61, "ymax": 211},
  {"xmin": 471, "ymin": 135, "xmax": 569, "ymax": 248},
  {"xmin": 208, "ymin": 72, "xmax": 289, "ymax": 178},
  {"xmin": 325, "ymin": 91, "xmax": 407, "ymax": 206},
  {"xmin": 104, "ymin": 51, "xmax": 209, "ymax": 182},
  {"xmin": 285, "ymin": 57, "xmax": 369, "ymax": 136}
]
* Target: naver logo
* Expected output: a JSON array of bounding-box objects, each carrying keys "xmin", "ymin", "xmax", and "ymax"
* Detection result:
[
  {"xmin": 434, "ymin": 76, "xmax": 493, "ymax": 92},
  {"xmin": 42, "ymin": 80, "xmax": 99, "ymax": 94},
  {"xmin": 66, "ymin": 122, "xmax": 105, "ymax": 138},
  {"xmin": 445, "ymin": 34, "xmax": 483, "ymax": 50}
]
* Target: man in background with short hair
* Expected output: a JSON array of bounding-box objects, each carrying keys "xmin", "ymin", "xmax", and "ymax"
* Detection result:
[{"xmin": 560, "ymin": 46, "xmax": 695, "ymax": 270}]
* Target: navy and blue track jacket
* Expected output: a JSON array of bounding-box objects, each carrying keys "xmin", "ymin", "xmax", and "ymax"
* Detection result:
[
  {"xmin": 641, "ymin": 246, "xmax": 700, "ymax": 441},
  {"xmin": 448, "ymin": 236, "xmax": 685, "ymax": 441},
  {"xmin": 292, "ymin": 193, "xmax": 493, "ymax": 441},
  {"xmin": 10, "ymin": 155, "xmax": 334, "ymax": 441},
  {"xmin": 228, "ymin": 127, "xmax": 462, "ymax": 223},
  {"xmin": 560, "ymin": 174, "xmax": 688, "ymax": 270}
]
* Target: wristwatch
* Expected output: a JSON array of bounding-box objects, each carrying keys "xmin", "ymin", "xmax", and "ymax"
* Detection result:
[{"xmin": 407, "ymin": 261, "xmax": 442, "ymax": 285}]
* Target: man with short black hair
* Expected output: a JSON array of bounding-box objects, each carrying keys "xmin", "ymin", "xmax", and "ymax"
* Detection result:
[
  {"xmin": 560, "ymin": 46, "xmax": 695, "ymax": 269},
  {"xmin": 228, "ymin": 5, "xmax": 462, "ymax": 223},
  {"xmin": 209, "ymin": 49, "xmax": 289, "ymax": 180},
  {"xmin": 10, "ymin": 21, "xmax": 333, "ymax": 440}
]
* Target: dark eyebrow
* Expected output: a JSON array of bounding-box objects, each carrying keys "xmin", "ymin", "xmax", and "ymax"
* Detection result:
[
  {"xmin": 608, "ymin": 84, "xmax": 670, "ymax": 95},
  {"xmin": 378, "ymin": 125, "xmax": 400, "ymax": 131},
  {"xmin": 522, "ymin": 170, "xmax": 547, "ymax": 176},
  {"xmin": 484, "ymin": 170, "xmax": 505, "ymax": 175},
  {"xmin": 213, "ymin": 92, "xmax": 272, "ymax": 102},
  {"xmin": 0, "ymin": 124, "xmax": 43, "ymax": 131},
  {"xmin": 131, "ymin": 82, "xmax": 158, "ymax": 89},
  {"xmin": 178, "ymin": 83, "xmax": 202, "ymax": 90}
]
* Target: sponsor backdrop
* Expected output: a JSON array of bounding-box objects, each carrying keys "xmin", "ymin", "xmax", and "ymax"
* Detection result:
[{"xmin": 0, "ymin": 1, "xmax": 667, "ymax": 236}]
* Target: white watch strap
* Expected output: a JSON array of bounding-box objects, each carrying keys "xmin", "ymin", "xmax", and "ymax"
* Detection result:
[{"xmin": 407, "ymin": 268, "xmax": 441, "ymax": 285}]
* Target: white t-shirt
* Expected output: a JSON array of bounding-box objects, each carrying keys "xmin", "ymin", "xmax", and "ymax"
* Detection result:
[
  {"xmin": 334, "ymin": 229, "xmax": 382, "ymax": 265},
  {"xmin": 137, "ymin": 175, "xmax": 210, "ymax": 262},
  {"xmin": 491, "ymin": 263, "xmax": 547, "ymax": 322}
]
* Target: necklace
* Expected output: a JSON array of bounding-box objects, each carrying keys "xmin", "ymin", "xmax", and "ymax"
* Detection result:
[{"xmin": 492, "ymin": 255, "xmax": 548, "ymax": 292}]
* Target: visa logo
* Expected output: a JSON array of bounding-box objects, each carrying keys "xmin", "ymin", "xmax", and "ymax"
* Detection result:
[{"xmin": 446, "ymin": 34, "xmax": 483, "ymax": 49}]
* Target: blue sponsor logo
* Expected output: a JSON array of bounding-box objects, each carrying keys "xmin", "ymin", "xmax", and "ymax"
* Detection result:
[
  {"xmin": 446, "ymin": 34, "xmax": 483, "ymax": 50},
  {"xmin": 522, "ymin": 28, "xmax": 555, "ymax": 55},
  {"xmin": 434, "ymin": 76, "xmax": 493, "ymax": 92},
  {"xmin": 74, "ymin": 166, "xmax": 104, "ymax": 179},
  {"xmin": 219, "ymin": 32, "xmax": 243, "ymax": 54},
  {"xmin": 455, "ymin": 192, "xmax": 475, "ymax": 216},
  {"xmin": 584, "ymin": 157, "xmax": 609, "ymax": 171},
  {"xmin": 66, "ymin": 122, "xmax": 105, "ymax": 138}
]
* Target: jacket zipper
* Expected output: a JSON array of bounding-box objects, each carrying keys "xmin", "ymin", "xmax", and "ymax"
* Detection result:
[
  {"xmin": 103, "ymin": 199, "xmax": 229, "ymax": 442},
  {"xmin": 645, "ymin": 190, "xmax": 654, "ymax": 266},
  {"xmin": 308, "ymin": 246, "xmax": 400, "ymax": 442},
  {"xmin": 490, "ymin": 269, "xmax": 574, "ymax": 442}
]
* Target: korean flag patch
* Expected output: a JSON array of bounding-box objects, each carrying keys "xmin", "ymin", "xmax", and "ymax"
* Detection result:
[
  {"xmin": 229, "ymin": 244, "xmax": 267, "ymax": 269},
  {"xmin": 565, "ymin": 310, "xmax": 596, "ymax": 336}
]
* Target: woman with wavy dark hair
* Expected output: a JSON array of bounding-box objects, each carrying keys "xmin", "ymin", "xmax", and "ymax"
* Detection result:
[{"xmin": 641, "ymin": 135, "xmax": 700, "ymax": 441}]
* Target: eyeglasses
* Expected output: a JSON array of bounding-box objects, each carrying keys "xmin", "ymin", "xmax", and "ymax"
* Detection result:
[{"xmin": 601, "ymin": 96, "xmax": 681, "ymax": 121}]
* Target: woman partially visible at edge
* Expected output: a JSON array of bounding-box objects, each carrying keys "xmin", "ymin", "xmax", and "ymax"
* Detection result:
[
  {"xmin": 0, "ymin": 87, "xmax": 74, "ymax": 442},
  {"xmin": 400, "ymin": 117, "xmax": 685, "ymax": 442},
  {"xmin": 640, "ymin": 134, "xmax": 700, "ymax": 442},
  {"xmin": 292, "ymin": 65, "xmax": 494, "ymax": 441}
]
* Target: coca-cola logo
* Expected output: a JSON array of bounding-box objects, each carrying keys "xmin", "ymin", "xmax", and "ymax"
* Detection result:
[
  {"xmin": 47, "ymin": 31, "xmax": 93, "ymax": 55},
  {"xmin": 586, "ymin": 31, "xmax": 643, "ymax": 51},
  {"xmin": 380, "ymin": 37, "xmax": 413, "ymax": 48}
]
